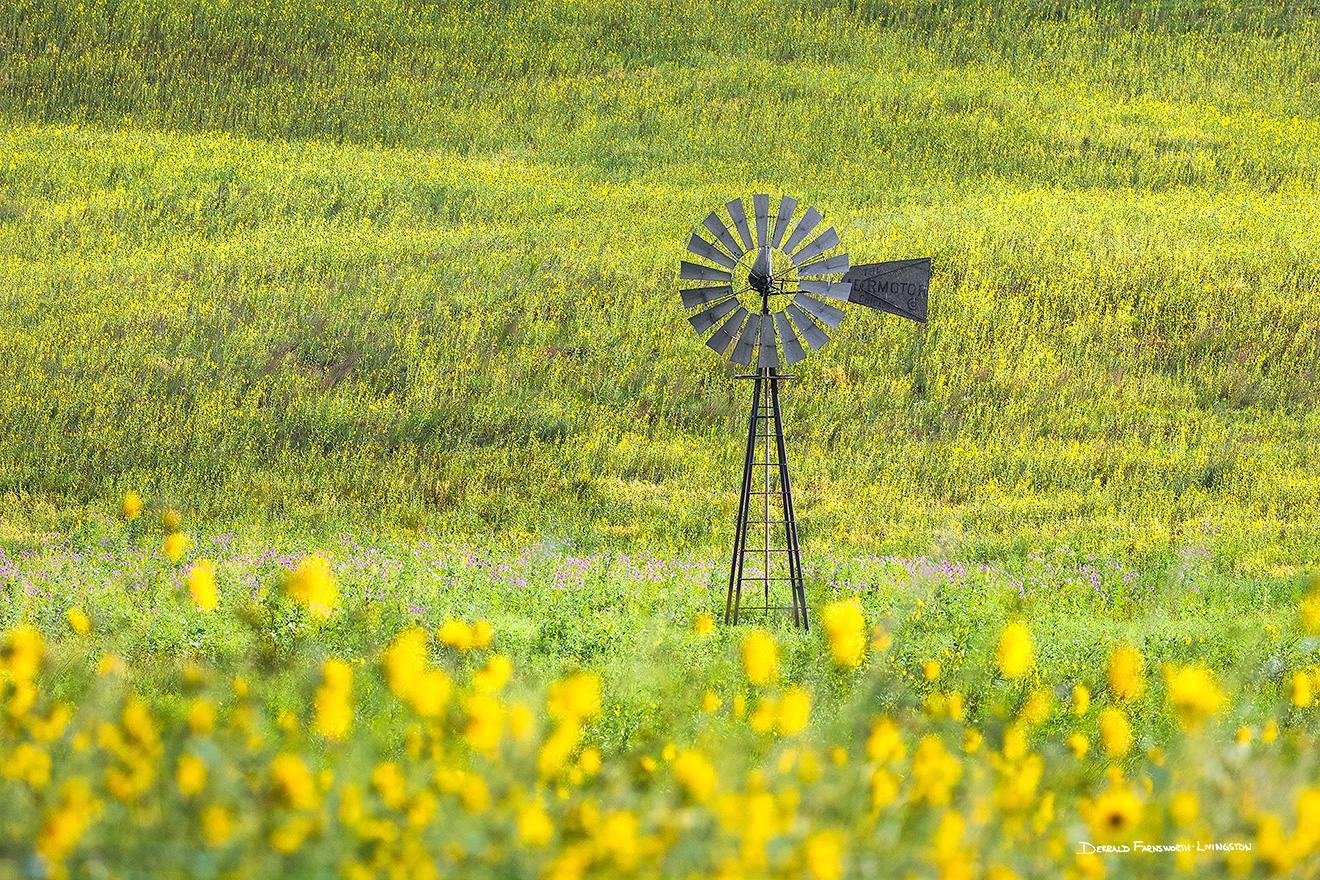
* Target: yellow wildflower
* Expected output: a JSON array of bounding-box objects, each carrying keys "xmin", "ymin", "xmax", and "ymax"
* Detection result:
[
  {"xmin": 35, "ymin": 780, "xmax": 95, "ymax": 863},
  {"xmin": 911, "ymin": 736, "xmax": 961, "ymax": 806},
  {"xmin": 315, "ymin": 659, "xmax": 353, "ymax": 741},
  {"xmin": 777, "ymin": 687, "xmax": 811, "ymax": 735},
  {"xmin": 1108, "ymin": 645, "xmax": 1144, "ymax": 701},
  {"xmin": 459, "ymin": 773, "xmax": 489, "ymax": 813},
  {"xmin": 121, "ymin": 492, "xmax": 142, "ymax": 521},
  {"xmin": 1072, "ymin": 684, "xmax": 1090, "ymax": 715},
  {"xmin": 1164, "ymin": 665, "xmax": 1225, "ymax": 728},
  {"xmin": 1300, "ymin": 581, "xmax": 1320, "ymax": 634},
  {"xmin": 66, "ymin": 606, "xmax": 90, "ymax": 635},
  {"xmin": 996, "ymin": 622, "xmax": 1034, "ymax": 679},
  {"xmin": 2, "ymin": 625, "xmax": 44, "ymax": 681},
  {"xmin": 702, "ymin": 691, "xmax": 722, "ymax": 712},
  {"xmin": 673, "ymin": 750, "xmax": 718, "ymax": 803},
  {"xmin": 465, "ymin": 693, "xmax": 503, "ymax": 756},
  {"xmin": 1293, "ymin": 670, "xmax": 1314, "ymax": 707},
  {"xmin": 284, "ymin": 554, "xmax": 337, "ymax": 617},
  {"xmin": 270, "ymin": 753, "xmax": 317, "ymax": 810},
  {"xmin": 547, "ymin": 673, "xmax": 601, "ymax": 722},
  {"xmin": 439, "ymin": 619, "xmax": 474, "ymax": 650},
  {"xmin": 176, "ymin": 753, "xmax": 206, "ymax": 797},
  {"xmin": 164, "ymin": 531, "xmax": 190, "ymax": 562},
  {"xmin": 804, "ymin": 830, "xmax": 843, "ymax": 880},
  {"xmin": 1069, "ymin": 733, "xmax": 1089, "ymax": 758},
  {"xmin": 740, "ymin": 630, "xmax": 778, "ymax": 685},
  {"xmin": 372, "ymin": 761, "xmax": 408, "ymax": 810},
  {"xmin": 473, "ymin": 654, "xmax": 512, "ymax": 692},
  {"xmin": 518, "ymin": 800, "xmax": 554, "ymax": 846},
  {"xmin": 924, "ymin": 660, "xmax": 942, "ymax": 681},
  {"xmin": 866, "ymin": 717, "xmax": 905, "ymax": 763},
  {"xmin": 1098, "ymin": 708, "xmax": 1132, "ymax": 758},
  {"xmin": 693, "ymin": 611, "xmax": 715, "ymax": 636},
  {"xmin": 383, "ymin": 627, "xmax": 427, "ymax": 700},
  {"xmin": 1170, "ymin": 791, "xmax": 1198, "ymax": 827},
  {"xmin": 472, "ymin": 619, "xmax": 493, "ymax": 648},
  {"xmin": 186, "ymin": 559, "xmax": 217, "ymax": 611},
  {"xmin": 187, "ymin": 699, "xmax": 215, "ymax": 736},
  {"xmin": 822, "ymin": 600, "xmax": 866, "ymax": 667},
  {"xmin": 1088, "ymin": 785, "xmax": 1143, "ymax": 843}
]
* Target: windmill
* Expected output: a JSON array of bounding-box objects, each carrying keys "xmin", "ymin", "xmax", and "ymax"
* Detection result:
[{"xmin": 679, "ymin": 196, "xmax": 930, "ymax": 629}]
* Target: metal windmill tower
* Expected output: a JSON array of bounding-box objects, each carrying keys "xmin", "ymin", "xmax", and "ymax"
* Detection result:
[{"xmin": 679, "ymin": 196, "xmax": 930, "ymax": 629}]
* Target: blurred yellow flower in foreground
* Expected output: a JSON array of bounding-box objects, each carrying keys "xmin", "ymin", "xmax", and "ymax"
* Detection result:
[
  {"xmin": 1088, "ymin": 784, "xmax": 1142, "ymax": 842},
  {"xmin": 3, "ymin": 625, "xmax": 44, "ymax": 682},
  {"xmin": 316, "ymin": 658, "xmax": 353, "ymax": 740},
  {"xmin": 1108, "ymin": 645, "xmax": 1144, "ymax": 701},
  {"xmin": 547, "ymin": 673, "xmax": 601, "ymax": 722},
  {"xmin": 804, "ymin": 830, "xmax": 843, "ymax": 880},
  {"xmin": 693, "ymin": 611, "xmax": 715, "ymax": 635},
  {"xmin": 1099, "ymin": 708, "xmax": 1131, "ymax": 758},
  {"xmin": 822, "ymin": 600, "xmax": 866, "ymax": 667},
  {"xmin": 270, "ymin": 753, "xmax": 316, "ymax": 810},
  {"xmin": 740, "ymin": 630, "xmax": 777, "ymax": 685},
  {"xmin": 284, "ymin": 554, "xmax": 337, "ymax": 617},
  {"xmin": 164, "ymin": 532, "xmax": 190, "ymax": 563},
  {"xmin": 1293, "ymin": 670, "xmax": 1314, "ymax": 708},
  {"xmin": 186, "ymin": 559, "xmax": 217, "ymax": 611},
  {"xmin": 1164, "ymin": 665, "xmax": 1224, "ymax": 728},
  {"xmin": 66, "ymin": 606, "xmax": 90, "ymax": 635},
  {"xmin": 1072, "ymin": 684, "xmax": 1090, "ymax": 715},
  {"xmin": 996, "ymin": 622, "xmax": 1034, "ymax": 679},
  {"xmin": 777, "ymin": 687, "xmax": 811, "ymax": 735},
  {"xmin": 121, "ymin": 492, "xmax": 142, "ymax": 521},
  {"xmin": 673, "ymin": 750, "xmax": 717, "ymax": 803},
  {"xmin": 1301, "ymin": 578, "xmax": 1320, "ymax": 634},
  {"xmin": 439, "ymin": 619, "xmax": 474, "ymax": 650},
  {"xmin": 176, "ymin": 753, "xmax": 206, "ymax": 797}
]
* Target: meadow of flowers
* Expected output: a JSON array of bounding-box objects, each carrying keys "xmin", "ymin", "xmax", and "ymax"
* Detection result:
[
  {"xmin": 3, "ymin": 0, "xmax": 1320, "ymax": 876},
  {"xmin": 2, "ymin": 499, "xmax": 1320, "ymax": 879}
]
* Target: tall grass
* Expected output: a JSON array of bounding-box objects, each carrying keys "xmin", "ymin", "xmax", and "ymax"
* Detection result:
[{"xmin": 0, "ymin": 0, "xmax": 1318, "ymax": 564}]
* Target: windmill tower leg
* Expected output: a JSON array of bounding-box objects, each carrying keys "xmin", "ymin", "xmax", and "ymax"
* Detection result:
[
  {"xmin": 725, "ymin": 374, "xmax": 762, "ymax": 625},
  {"xmin": 725, "ymin": 368, "xmax": 807, "ymax": 630},
  {"xmin": 769, "ymin": 374, "xmax": 808, "ymax": 630}
]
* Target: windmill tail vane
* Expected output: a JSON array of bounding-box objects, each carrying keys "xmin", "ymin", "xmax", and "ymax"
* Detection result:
[{"xmin": 677, "ymin": 194, "xmax": 931, "ymax": 630}]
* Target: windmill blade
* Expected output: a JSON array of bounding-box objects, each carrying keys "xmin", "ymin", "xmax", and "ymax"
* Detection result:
[
  {"xmin": 786, "ymin": 304, "xmax": 830, "ymax": 351},
  {"xmin": 781, "ymin": 206, "xmax": 822, "ymax": 256},
  {"xmin": 752, "ymin": 194, "xmax": 770, "ymax": 248},
  {"xmin": 731, "ymin": 314, "xmax": 761, "ymax": 367},
  {"xmin": 687, "ymin": 234, "xmax": 738, "ymax": 270},
  {"xmin": 796, "ymin": 253, "xmax": 849, "ymax": 277},
  {"xmin": 757, "ymin": 315, "xmax": 779, "ymax": 370},
  {"xmin": 702, "ymin": 211, "xmax": 745, "ymax": 260},
  {"xmin": 775, "ymin": 311, "xmax": 807, "ymax": 365},
  {"xmin": 688, "ymin": 297, "xmax": 740, "ymax": 334},
  {"xmin": 771, "ymin": 196, "xmax": 798, "ymax": 248},
  {"xmin": 706, "ymin": 307, "xmax": 748, "ymax": 356},
  {"xmin": 680, "ymin": 285, "xmax": 734, "ymax": 310},
  {"xmin": 840, "ymin": 258, "xmax": 931, "ymax": 323},
  {"xmin": 797, "ymin": 279, "xmax": 852, "ymax": 302},
  {"xmin": 789, "ymin": 226, "xmax": 840, "ymax": 265},
  {"xmin": 679, "ymin": 260, "xmax": 733, "ymax": 284},
  {"xmin": 726, "ymin": 198, "xmax": 754, "ymax": 253},
  {"xmin": 794, "ymin": 293, "xmax": 846, "ymax": 329}
]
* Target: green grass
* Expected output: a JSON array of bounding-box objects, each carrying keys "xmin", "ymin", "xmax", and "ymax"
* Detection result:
[{"xmin": 0, "ymin": 0, "xmax": 1319, "ymax": 567}]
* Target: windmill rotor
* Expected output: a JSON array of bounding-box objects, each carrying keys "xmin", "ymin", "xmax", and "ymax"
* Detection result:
[{"xmin": 680, "ymin": 196, "xmax": 853, "ymax": 369}]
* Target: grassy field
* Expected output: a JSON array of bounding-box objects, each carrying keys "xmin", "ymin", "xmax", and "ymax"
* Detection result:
[
  {"xmin": 1, "ymin": 0, "xmax": 1319, "ymax": 561},
  {"xmin": 4, "ymin": 0, "xmax": 1320, "ymax": 876}
]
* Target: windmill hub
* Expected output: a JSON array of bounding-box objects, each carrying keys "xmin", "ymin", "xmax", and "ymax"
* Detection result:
[{"xmin": 748, "ymin": 247, "xmax": 775, "ymax": 295}]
